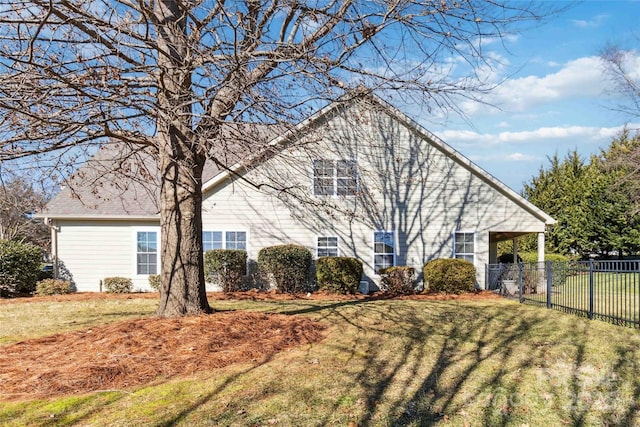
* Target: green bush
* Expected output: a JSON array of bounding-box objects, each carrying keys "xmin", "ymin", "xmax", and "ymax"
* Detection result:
[
  {"xmin": 148, "ymin": 274, "xmax": 161, "ymax": 291},
  {"xmin": 518, "ymin": 252, "xmax": 570, "ymax": 263},
  {"xmin": 258, "ymin": 244, "xmax": 312, "ymax": 293},
  {"xmin": 103, "ymin": 276, "xmax": 133, "ymax": 293},
  {"xmin": 316, "ymin": 257, "xmax": 363, "ymax": 294},
  {"xmin": 0, "ymin": 240, "xmax": 43, "ymax": 297},
  {"xmin": 35, "ymin": 279, "xmax": 73, "ymax": 296},
  {"xmin": 379, "ymin": 266, "xmax": 416, "ymax": 296},
  {"xmin": 204, "ymin": 249, "xmax": 247, "ymax": 292},
  {"xmin": 423, "ymin": 258, "xmax": 476, "ymax": 294}
]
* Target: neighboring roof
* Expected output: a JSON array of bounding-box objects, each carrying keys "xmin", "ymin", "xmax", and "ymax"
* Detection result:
[{"xmin": 39, "ymin": 93, "xmax": 555, "ymax": 225}]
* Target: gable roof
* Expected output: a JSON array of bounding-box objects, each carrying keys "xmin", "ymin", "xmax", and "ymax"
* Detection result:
[{"xmin": 39, "ymin": 93, "xmax": 555, "ymax": 225}]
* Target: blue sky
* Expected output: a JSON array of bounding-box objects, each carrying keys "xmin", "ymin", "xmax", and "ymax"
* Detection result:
[{"xmin": 421, "ymin": 1, "xmax": 640, "ymax": 193}]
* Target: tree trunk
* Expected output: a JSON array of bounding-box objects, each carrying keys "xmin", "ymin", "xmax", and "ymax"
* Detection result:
[
  {"xmin": 154, "ymin": 0, "xmax": 211, "ymax": 316},
  {"xmin": 156, "ymin": 147, "xmax": 211, "ymax": 317}
]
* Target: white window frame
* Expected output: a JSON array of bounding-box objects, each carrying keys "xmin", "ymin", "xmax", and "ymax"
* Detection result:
[
  {"xmin": 202, "ymin": 231, "xmax": 224, "ymax": 252},
  {"xmin": 202, "ymin": 229, "xmax": 248, "ymax": 252},
  {"xmin": 453, "ymin": 231, "xmax": 475, "ymax": 264},
  {"xmin": 133, "ymin": 227, "xmax": 160, "ymax": 277},
  {"xmin": 317, "ymin": 236, "xmax": 339, "ymax": 258},
  {"xmin": 313, "ymin": 159, "xmax": 358, "ymax": 196},
  {"xmin": 373, "ymin": 230, "xmax": 396, "ymax": 275}
]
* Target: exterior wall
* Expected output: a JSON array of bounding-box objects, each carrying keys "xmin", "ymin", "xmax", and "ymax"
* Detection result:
[
  {"xmin": 54, "ymin": 220, "xmax": 160, "ymax": 292},
  {"xmin": 202, "ymin": 100, "xmax": 548, "ymax": 289},
  {"xmin": 52, "ymin": 99, "xmax": 549, "ymax": 292}
]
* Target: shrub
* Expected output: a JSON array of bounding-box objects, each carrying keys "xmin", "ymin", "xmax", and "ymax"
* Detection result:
[
  {"xmin": 103, "ymin": 276, "xmax": 133, "ymax": 293},
  {"xmin": 0, "ymin": 240, "xmax": 42, "ymax": 297},
  {"xmin": 204, "ymin": 249, "xmax": 247, "ymax": 292},
  {"xmin": 258, "ymin": 244, "xmax": 312, "ymax": 293},
  {"xmin": 518, "ymin": 252, "xmax": 570, "ymax": 263},
  {"xmin": 148, "ymin": 274, "xmax": 161, "ymax": 291},
  {"xmin": 379, "ymin": 266, "xmax": 416, "ymax": 295},
  {"xmin": 423, "ymin": 258, "xmax": 476, "ymax": 294},
  {"xmin": 35, "ymin": 279, "xmax": 73, "ymax": 296},
  {"xmin": 316, "ymin": 257, "xmax": 363, "ymax": 294}
]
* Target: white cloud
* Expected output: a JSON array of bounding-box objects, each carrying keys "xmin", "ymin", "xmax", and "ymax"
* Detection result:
[
  {"xmin": 439, "ymin": 124, "xmax": 638, "ymax": 146},
  {"xmin": 458, "ymin": 56, "xmax": 613, "ymax": 115},
  {"xmin": 571, "ymin": 14, "xmax": 609, "ymax": 29},
  {"xmin": 468, "ymin": 152, "xmax": 539, "ymax": 162}
]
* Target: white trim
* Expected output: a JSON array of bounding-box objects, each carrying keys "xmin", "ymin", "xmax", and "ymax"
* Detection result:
[
  {"xmin": 373, "ymin": 230, "xmax": 396, "ymax": 275},
  {"xmin": 312, "ymin": 158, "xmax": 358, "ymax": 197},
  {"xmin": 202, "ymin": 228, "xmax": 249, "ymax": 252},
  {"xmin": 316, "ymin": 235, "xmax": 339, "ymax": 258},
  {"xmin": 35, "ymin": 214, "xmax": 159, "ymax": 221},
  {"xmin": 453, "ymin": 230, "xmax": 476, "ymax": 264},
  {"xmin": 132, "ymin": 226, "xmax": 161, "ymax": 279}
]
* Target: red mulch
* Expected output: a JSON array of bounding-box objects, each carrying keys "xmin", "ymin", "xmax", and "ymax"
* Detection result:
[{"xmin": 0, "ymin": 290, "xmax": 499, "ymax": 401}]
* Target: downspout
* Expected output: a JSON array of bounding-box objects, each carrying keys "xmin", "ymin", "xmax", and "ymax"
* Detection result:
[{"xmin": 45, "ymin": 218, "xmax": 59, "ymax": 279}]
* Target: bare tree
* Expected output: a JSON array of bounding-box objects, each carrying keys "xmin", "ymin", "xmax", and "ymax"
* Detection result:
[
  {"xmin": 0, "ymin": 1, "xmax": 558, "ymax": 316},
  {"xmin": 0, "ymin": 172, "xmax": 50, "ymax": 248},
  {"xmin": 601, "ymin": 44, "xmax": 640, "ymax": 119}
]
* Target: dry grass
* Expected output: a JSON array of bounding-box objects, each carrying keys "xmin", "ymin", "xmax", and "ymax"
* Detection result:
[{"xmin": 1, "ymin": 291, "xmax": 638, "ymax": 427}]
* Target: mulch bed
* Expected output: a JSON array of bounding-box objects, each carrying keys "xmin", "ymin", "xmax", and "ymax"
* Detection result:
[
  {"xmin": 0, "ymin": 290, "xmax": 499, "ymax": 401},
  {"xmin": 0, "ymin": 312, "xmax": 325, "ymax": 400}
]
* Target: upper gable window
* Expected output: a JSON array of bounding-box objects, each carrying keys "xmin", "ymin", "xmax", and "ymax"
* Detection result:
[{"xmin": 313, "ymin": 159, "xmax": 357, "ymax": 196}]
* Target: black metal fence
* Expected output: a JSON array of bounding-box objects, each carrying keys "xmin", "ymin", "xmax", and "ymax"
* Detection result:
[{"xmin": 486, "ymin": 260, "xmax": 640, "ymax": 328}]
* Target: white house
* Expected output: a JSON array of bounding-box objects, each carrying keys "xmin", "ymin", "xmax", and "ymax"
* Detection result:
[{"xmin": 38, "ymin": 94, "xmax": 555, "ymax": 292}]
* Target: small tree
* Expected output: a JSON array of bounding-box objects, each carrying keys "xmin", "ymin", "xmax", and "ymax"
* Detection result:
[{"xmin": 0, "ymin": 239, "xmax": 42, "ymax": 296}]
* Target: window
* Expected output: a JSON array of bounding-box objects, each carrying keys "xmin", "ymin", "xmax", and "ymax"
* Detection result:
[
  {"xmin": 313, "ymin": 159, "xmax": 357, "ymax": 196},
  {"xmin": 317, "ymin": 236, "xmax": 338, "ymax": 257},
  {"xmin": 203, "ymin": 231, "xmax": 223, "ymax": 251},
  {"xmin": 373, "ymin": 231, "xmax": 395, "ymax": 273},
  {"xmin": 136, "ymin": 231, "xmax": 157, "ymax": 275},
  {"xmin": 225, "ymin": 231, "xmax": 246, "ymax": 250},
  {"xmin": 454, "ymin": 232, "xmax": 475, "ymax": 263},
  {"xmin": 202, "ymin": 230, "xmax": 246, "ymax": 251}
]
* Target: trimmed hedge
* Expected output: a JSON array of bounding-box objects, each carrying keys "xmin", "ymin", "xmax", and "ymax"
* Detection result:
[
  {"xmin": 204, "ymin": 249, "xmax": 247, "ymax": 292},
  {"xmin": 148, "ymin": 274, "xmax": 161, "ymax": 291},
  {"xmin": 0, "ymin": 239, "xmax": 42, "ymax": 297},
  {"xmin": 316, "ymin": 256, "xmax": 363, "ymax": 294},
  {"xmin": 258, "ymin": 244, "xmax": 312, "ymax": 293},
  {"xmin": 518, "ymin": 252, "xmax": 570, "ymax": 263},
  {"xmin": 423, "ymin": 258, "xmax": 476, "ymax": 294},
  {"xmin": 103, "ymin": 276, "xmax": 133, "ymax": 293},
  {"xmin": 379, "ymin": 266, "xmax": 416, "ymax": 296},
  {"xmin": 35, "ymin": 279, "xmax": 73, "ymax": 296}
]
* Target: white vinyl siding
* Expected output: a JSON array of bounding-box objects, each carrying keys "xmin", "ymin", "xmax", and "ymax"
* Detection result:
[
  {"xmin": 454, "ymin": 231, "xmax": 475, "ymax": 263},
  {"xmin": 317, "ymin": 236, "xmax": 339, "ymax": 257},
  {"xmin": 373, "ymin": 231, "xmax": 395, "ymax": 273}
]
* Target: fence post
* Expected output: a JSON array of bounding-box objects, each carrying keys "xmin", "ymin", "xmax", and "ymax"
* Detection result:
[
  {"xmin": 518, "ymin": 262, "xmax": 523, "ymax": 303},
  {"xmin": 589, "ymin": 259, "xmax": 594, "ymax": 320},
  {"xmin": 546, "ymin": 261, "xmax": 552, "ymax": 309}
]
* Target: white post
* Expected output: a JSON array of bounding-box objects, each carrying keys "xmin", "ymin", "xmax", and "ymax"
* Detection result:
[{"xmin": 537, "ymin": 232, "xmax": 545, "ymax": 264}]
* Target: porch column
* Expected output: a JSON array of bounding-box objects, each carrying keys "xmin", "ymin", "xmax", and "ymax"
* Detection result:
[
  {"xmin": 537, "ymin": 232, "xmax": 545, "ymax": 263},
  {"xmin": 512, "ymin": 238, "xmax": 518, "ymax": 262}
]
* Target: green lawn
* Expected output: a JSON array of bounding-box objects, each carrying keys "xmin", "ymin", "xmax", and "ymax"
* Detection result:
[
  {"xmin": 1, "ymin": 295, "xmax": 639, "ymax": 426},
  {"xmin": 524, "ymin": 272, "xmax": 640, "ymax": 325}
]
